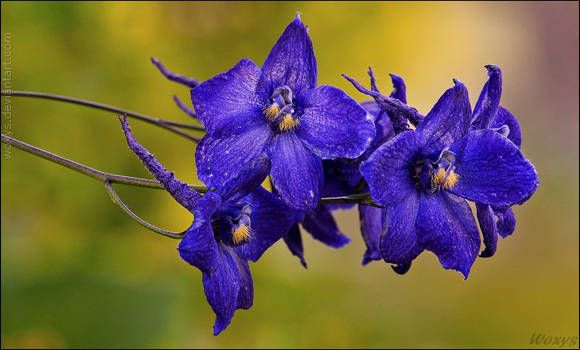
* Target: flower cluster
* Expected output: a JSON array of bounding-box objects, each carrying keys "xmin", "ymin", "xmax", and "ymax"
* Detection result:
[{"xmin": 120, "ymin": 13, "xmax": 539, "ymax": 335}]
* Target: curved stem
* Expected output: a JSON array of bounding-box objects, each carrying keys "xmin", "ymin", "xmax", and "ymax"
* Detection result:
[
  {"xmin": 1, "ymin": 90, "xmax": 204, "ymax": 142},
  {"xmin": 104, "ymin": 180, "xmax": 185, "ymax": 239}
]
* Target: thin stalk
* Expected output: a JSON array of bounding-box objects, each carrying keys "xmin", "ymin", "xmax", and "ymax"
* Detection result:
[{"xmin": 104, "ymin": 180, "xmax": 185, "ymax": 239}]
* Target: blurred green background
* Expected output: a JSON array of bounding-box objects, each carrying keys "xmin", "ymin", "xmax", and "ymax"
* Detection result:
[{"xmin": 1, "ymin": 1, "xmax": 578, "ymax": 348}]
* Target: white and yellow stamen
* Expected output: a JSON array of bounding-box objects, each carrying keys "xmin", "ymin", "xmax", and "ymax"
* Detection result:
[
  {"xmin": 431, "ymin": 167, "xmax": 459, "ymax": 190},
  {"xmin": 278, "ymin": 113, "xmax": 300, "ymax": 132},
  {"xmin": 232, "ymin": 224, "xmax": 252, "ymax": 245},
  {"xmin": 263, "ymin": 103, "xmax": 280, "ymax": 121}
]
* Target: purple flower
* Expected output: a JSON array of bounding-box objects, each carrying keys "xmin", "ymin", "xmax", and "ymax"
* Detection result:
[
  {"xmin": 350, "ymin": 67, "xmax": 527, "ymax": 267},
  {"xmin": 359, "ymin": 78, "xmax": 539, "ymax": 278},
  {"xmin": 179, "ymin": 181, "xmax": 302, "ymax": 335},
  {"xmin": 118, "ymin": 117, "xmax": 301, "ymax": 335},
  {"xmin": 191, "ymin": 13, "xmax": 375, "ymax": 212},
  {"xmin": 470, "ymin": 65, "xmax": 523, "ymax": 257}
]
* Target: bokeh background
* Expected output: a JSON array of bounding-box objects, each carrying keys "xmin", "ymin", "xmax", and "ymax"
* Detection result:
[{"xmin": 1, "ymin": 1, "xmax": 578, "ymax": 348}]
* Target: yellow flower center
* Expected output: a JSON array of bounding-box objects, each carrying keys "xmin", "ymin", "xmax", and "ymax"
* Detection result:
[
  {"xmin": 431, "ymin": 168, "xmax": 459, "ymax": 190},
  {"xmin": 263, "ymin": 103, "xmax": 280, "ymax": 120},
  {"xmin": 232, "ymin": 224, "xmax": 252, "ymax": 245},
  {"xmin": 278, "ymin": 113, "xmax": 300, "ymax": 132}
]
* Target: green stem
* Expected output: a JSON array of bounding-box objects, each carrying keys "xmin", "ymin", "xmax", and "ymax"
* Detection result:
[{"xmin": 104, "ymin": 181, "xmax": 186, "ymax": 239}]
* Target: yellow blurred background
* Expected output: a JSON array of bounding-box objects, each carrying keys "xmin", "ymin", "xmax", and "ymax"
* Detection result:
[{"xmin": 1, "ymin": 1, "xmax": 578, "ymax": 348}]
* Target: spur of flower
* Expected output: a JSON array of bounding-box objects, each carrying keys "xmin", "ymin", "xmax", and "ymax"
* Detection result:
[
  {"xmin": 190, "ymin": 13, "xmax": 375, "ymax": 212},
  {"xmin": 357, "ymin": 77, "xmax": 539, "ymax": 278},
  {"xmin": 118, "ymin": 116, "xmax": 302, "ymax": 335}
]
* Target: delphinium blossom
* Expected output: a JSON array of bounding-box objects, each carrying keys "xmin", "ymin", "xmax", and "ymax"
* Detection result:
[
  {"xmin": 357, "ymin": 66, "xmax": 524, "ymax": 262},
  {"xmin": 119, "ymin": 117, "xmax": 302, "ymax": 335},
  {"xmin": 345, "ymin": 70, "xmax": 539, "ymax": 278},
  {"xmin": 190, "ymin": 13, "xmax": 375, "ymax": 212}
]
